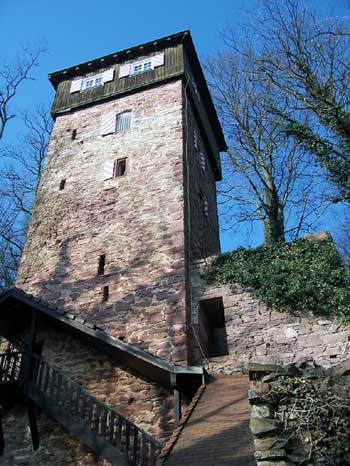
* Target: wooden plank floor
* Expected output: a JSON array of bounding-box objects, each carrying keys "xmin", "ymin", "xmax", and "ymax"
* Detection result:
[{"xmin": 164, "ymin": 375, "xmax": 256, "ymax": 466}]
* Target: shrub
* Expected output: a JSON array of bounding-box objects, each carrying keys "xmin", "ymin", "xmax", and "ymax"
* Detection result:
[{"xmin": 207, "ymin": 237, "xmax": 350, "ymax": 321}]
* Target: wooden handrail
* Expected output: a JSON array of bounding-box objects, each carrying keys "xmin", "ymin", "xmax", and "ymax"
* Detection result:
[
  {"xmin": 31, "ymin": 353, "xmax": 162, "ymax": 466},
  {"xmin": 0, "ymin": 351, "xmax": 24, "ymax": 383}
]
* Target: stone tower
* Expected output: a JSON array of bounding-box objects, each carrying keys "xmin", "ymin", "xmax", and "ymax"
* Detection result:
[{"xmin": 16, "ymin": 30, "xmax": 226, "ymax": 365}]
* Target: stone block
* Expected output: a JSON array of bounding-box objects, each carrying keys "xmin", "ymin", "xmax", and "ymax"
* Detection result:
[
  {"xmin": 255, "ymin": 448, "xmax": 287, "ymax": 461},
  {"xmin": 254, "ymin": 437, "xmax": 288, "ymax": 451},
  {"xmin": 250, "ymin": 418, "xmax": 280, "ymax": 436},
  {"xmin": 251, "ymin": 404, "xmax": 273, "ymax": 418}
]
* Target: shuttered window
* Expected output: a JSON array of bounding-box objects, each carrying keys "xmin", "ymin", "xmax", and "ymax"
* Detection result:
[
  {"xmin": 70, "ymin": 68, "xmax": 114, "ymax": 94},
  {"xmin": 103, "ymin": 160, "xmax": 115, "ymax": 180},
  {"xmin": 131, "ymin": 59, "xmax": 153, "ymax": 75},
  {"xmin": 116, "ymin": 112, "xmax": 131, "ymax": 132},
  {"xmin": 199, "ymin": 151, "xmax": 206, "ymax": 172},
  {"xmin": 70, "ymin": 79, "xmax": 82, "ymax": 93},
  {"xmin": 114, "ymin": 159, "xmax": 127, "ymax": 177},
  {"xmin": 120, "ymin": 52, "xmax": 165, "ymax": 78},
  {"xmin": 193, "ymin": 129, "xmax": 198, "ymax": 150},
  {"xmin": 100, "ymin": 112, "xmax": 116, "ymax": 136},
  {"xmin": 81, "ymin": 74, "xmax": 103, "ymax": 91},
  {"xmin": 204, "ymin": 195, "xmax": 209, "ymax": 218},
  {"xmin": 102, "ymin": 68, "xmax": 114, "ymax": 83},
  {"xmin": 119, "ymin": 64, "xmax": 131, "ymax": 78}
]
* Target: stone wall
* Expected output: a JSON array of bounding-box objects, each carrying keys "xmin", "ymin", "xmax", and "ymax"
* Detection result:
[
  {"xmin": 189, "ymin": 258, "xmax": 350, "ymax": 369},
  {"xmin": 36, "ymin": 322, "xmax": 175, "ymax": 441},
  {"xmin": 1, "ymin": 406, "xmax": 109, "ymax": 466},
  {"xmin": 16, "ymin": 80, "xmax": 189, "ymax": 364},
  {"xmin": 248, "ymin": 361, "xmax": 350, "ymax": 465},
  {"xmin": 183, "ymin": 96, "xmax": 220, "ymax": 261}
]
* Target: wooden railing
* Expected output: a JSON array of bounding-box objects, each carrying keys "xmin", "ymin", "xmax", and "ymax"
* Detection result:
[
  {"xmin": 0, "ymin": 351, "xmax": 24, "ymax": 383},
  {"xmin": 31, "ymin": 354, "xmax": 162, "ymax": 466}
]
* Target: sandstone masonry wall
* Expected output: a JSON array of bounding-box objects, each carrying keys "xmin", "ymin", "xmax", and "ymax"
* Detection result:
[
  {"xmin": 190, "ymin": 259, "xmax": 350, "ymax": 371},
  {"xmin": 182, "ymin": 96, "xmax": 220, "ymax": 261},
  {"xmin": 16, "ymin": 80, "xmax": 189, "ymax": 364},
  {"xmin": 36, "ymin": 322, "xmax": 175, "ymax": 441}
]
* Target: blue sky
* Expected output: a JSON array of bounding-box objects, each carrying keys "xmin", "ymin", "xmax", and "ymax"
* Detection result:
[{"xmin": 1, "ymin": 0, "xmax": 349, "ymax": 252}]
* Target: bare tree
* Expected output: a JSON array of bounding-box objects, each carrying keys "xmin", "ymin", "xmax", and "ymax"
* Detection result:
[
  {"xmin": 206, "ymin": 44, "xmax": 329, "ymax": 244},
  {"xmin": 252, "ymin": 0, "xmax": 350, "ymax": 203},
  {"xmin": 0, "ymin": 106, "xmax": 52, "ymax": 289},
  {"xmin": 0, "ymin": 45, "xmax": 45, "ymax": 141},
  {"xmin": 334, "ymin": 209, "xmax": 350, "ymax": 276}
]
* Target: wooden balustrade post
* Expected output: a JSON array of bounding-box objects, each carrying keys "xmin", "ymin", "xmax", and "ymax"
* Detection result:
[{"xmin": 171, "ymin": 373, "xmax": 182, "ymax": 426}]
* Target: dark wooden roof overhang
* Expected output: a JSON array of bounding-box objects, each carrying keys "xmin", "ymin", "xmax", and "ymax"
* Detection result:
[
  {"xmin": 48, "ymin": 30, "xmax": 227, "ymax": 153},
  {"xmin": 0, "ymin": 288, "xmax": 203, "ymax": 394}
]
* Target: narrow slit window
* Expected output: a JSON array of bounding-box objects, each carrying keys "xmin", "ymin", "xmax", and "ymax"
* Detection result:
[
  {"xmin": 59, "ymin": 179, "xmax": 66, "ymax": 190},
  {"xmin": 71, "ymin": 129, "xmax": 77, "ymax": 140},
  {"xmin": 103, "ymin": 286, "xmax": 109, "ymax": 302},
  {"xmin": 199, "ymin": 151, "xmax": 206, "ymax": 172},
  {"xmin": 114, "ymin": 159, "xmax": 127, "ymax": 177},
  {"xmin": 193, "ymin": 129, "xmax": 198, "ymax": 151},
  {"xmin": 116, "ymin": 111, "xmax": 131, "ymax": 132},
  {"xmin": 204, "ymin": 195, "xmax": 209, "ymax": 218},
  {"xmin": 97, "ymin": 254, "xmax": 106, "ymax": 275}
]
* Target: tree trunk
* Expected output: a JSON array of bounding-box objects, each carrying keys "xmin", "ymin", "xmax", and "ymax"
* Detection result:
[{"xmin": 263, "ymin": 185, "xmax": 285, "ymax": 244}]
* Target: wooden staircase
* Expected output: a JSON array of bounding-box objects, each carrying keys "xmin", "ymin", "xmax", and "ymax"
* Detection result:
[{"xmin": 0, "ymin": 349, "xmax": 162, "ymax": 465}]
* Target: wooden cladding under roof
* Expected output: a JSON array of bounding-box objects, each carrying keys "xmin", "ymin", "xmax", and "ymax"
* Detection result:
[{"xmin": 51, "ymin": 45, "xmax": 183, "ymax": 117}]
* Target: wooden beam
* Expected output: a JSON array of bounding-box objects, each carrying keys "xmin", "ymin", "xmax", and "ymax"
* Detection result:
[
  {"xmin": 0, "ymin": 410, "xmax": 4, "ymax": 455},
  {"xmin": 171, "ymin": 373, "xmax": 182, "ymax": 426},
  {"xmin": 27, "ymin": 401, "xmax": 40, "ymax": 450},
  {"xmin": 22, "ymin": 311, "xmax": 38, "ymax": 389},
  {"xmin": 173, "ymin": 387, "xmax": 182, "ymax": 426}
]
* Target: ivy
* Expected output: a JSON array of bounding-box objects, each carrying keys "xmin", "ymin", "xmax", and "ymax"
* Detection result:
[{"xmin": 207, "ymin": 237, "xmax": 350, "ymax": 321}]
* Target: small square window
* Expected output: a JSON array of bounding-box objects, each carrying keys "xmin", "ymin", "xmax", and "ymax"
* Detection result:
[
  {"xmin": 116, "ymin": 111, "xmax": 131, "ymax": 132},
  {"xmin": 133, "ymin": 64, "xmax": 143, "ymax": 74},
  {"xmin": 114, "ymin": 159, "xmax": 127, "ymax": 177},
  {"xmin": 131, "ymin": 59, "xmax": 153, "ymax": 75},
  {"xmin": 59, "ymin": 179, "xmax": 66, "ymax": 190},
  {"xmin": 81, "ymin": 74, "xmax": 104, "ymax": 91}
]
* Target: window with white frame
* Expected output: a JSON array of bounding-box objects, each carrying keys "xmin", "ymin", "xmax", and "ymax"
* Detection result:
[
  {"xmin": 81, "ymin": 74, "xmax": 104, "ymax": 91},
  {"xmin": 116, "ymin": 111, "xmax": 132, "ymax": 132},
  {"xmin": 131, "ymin": 59, "xmax": 153, "ymax": 75},
  {"xmin": 70, "ymin": 68, "xmax": 114, "ymax": 94}
]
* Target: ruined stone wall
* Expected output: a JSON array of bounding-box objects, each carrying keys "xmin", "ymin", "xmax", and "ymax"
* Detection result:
[
  {"xmin": 16, "ymin": 80, "xmax": 189, "ymax": 364},
  {"xmin": 189, "ymin": 259, "xmax": 350, "ymax": 371}
]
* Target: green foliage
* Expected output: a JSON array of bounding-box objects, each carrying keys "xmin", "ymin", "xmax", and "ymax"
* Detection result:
[{"xmin": 207, "ymin": 237, "xmax": 350, "ymax": 321}]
